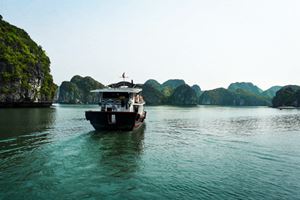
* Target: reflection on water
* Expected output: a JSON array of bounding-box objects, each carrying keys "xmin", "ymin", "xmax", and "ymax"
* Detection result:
[
  {"xmin": 90, "ymin": 125, "xmax": 145, "ymax": 178},
  {"xmin": 0, "ymin": 108, "xmax": 56, "ymax": 158},
  {"xmin": 0, "ymin": 108, "xmax": 56, "ymax": 137},
  {"xmin": 91, "ymin": 125, "xmax": 145, "ymax": 155}
]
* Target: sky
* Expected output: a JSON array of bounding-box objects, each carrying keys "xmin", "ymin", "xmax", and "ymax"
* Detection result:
[{"xmin": 1, "ymin": 0, "xmax": 300, "ymax": 90}]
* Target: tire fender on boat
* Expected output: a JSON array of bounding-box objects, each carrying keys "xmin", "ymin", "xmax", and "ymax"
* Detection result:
[{"xmin": 136, "ymin": 114, "xmax": 140, "ymax": 120}]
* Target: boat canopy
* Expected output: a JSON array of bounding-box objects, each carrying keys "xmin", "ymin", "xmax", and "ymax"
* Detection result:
[{"xmin": 90, "ymin": 88, "xmax": 142, "ymax": 94}]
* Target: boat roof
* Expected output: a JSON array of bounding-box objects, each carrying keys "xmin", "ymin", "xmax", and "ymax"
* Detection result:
[{"xmin": 90, "ymin": 87, "xmax": 142, "ymax": 93}]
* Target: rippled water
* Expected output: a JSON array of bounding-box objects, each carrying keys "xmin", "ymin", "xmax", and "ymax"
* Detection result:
[{"xmin": 1, "ymin": 105, "xmax": 300, "ymax": 199}]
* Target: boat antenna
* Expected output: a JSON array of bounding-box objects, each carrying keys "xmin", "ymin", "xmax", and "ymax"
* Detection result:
[{"xmin": 131, "ymin": 79, "xmax": 136, "ymax": 88}]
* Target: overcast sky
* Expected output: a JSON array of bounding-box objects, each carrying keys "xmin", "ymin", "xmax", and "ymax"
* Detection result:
[{"xmin": 1, "ymin": 0, "xmax": 300, "ymax": 90}]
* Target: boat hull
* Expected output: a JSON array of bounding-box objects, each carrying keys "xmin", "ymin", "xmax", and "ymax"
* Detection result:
[{"xmin": 85, "ymin": 111, "xmax": 145, "ymax": 131}]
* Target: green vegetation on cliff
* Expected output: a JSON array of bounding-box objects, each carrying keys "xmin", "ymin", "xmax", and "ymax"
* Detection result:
[
  {"xmin": 199, "ymin": 88, "xmax": 235, "ymax": 105},
  {"xmin": 168, "ymin": 84, "xmax": 198, "ymax": 105},
  {"xmin": 142, "ymin": 80, "xmax": 270, "ymax": 106},
  {"xmin": 0, "ymin": 16, "xmax": 57, "ymax": 103},
  {"xmin": 162, "ymin": 79, "xmax": 185, "ymax": 90},
  {"xmin": 199, "ymin": 87, "xmax": 270, "ymax": 106},
  {"xmin": 272, "ymin": 85, "xmax": 300, "ymax": 107},
  {"xmin": 228, "ymin": 82, "xmax": 263, "ymax": 96},
  {"xmin": 142, "ymin": 79, "xmax": 198, "ymax": 106},
  {"xmin": 191, "ymin": 84, "xmax": 202, "ymax": 98},
  {"xmin": 141, "ymin": 83, "xmax": 165, "ymax": 105},
  {"xmin": 233, "ymin": 89, "xmax": 270, "ymax": 106},
  {"xmin": 161, "ymin": 86, "xmax": 174, "ymax": 98},
  {"xmin": 58, "ymin": 75, "xmax": 104, "ymax": 104},
  {"xmin": 58, "ymin": 81, "xmax": 81, "ymax": 104},
  {"xmin": 262, "ymin": 86, "xmax": 282, "ymax": 99},
  {"xmin": 144, "ymin": 79, "xmax": 161, "ymax": 91}
]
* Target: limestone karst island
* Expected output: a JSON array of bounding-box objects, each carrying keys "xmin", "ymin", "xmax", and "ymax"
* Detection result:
[
  {"xmin": 1, "ymin": 17, "xmax": 299, "ymax": 108},
  {"xmin": 0, "ymin": 15, "xmax": 56, "ymax": 107}
]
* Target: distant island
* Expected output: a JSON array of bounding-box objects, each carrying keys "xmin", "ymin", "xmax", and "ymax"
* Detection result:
[
  {"xmin": 56, "ymin": 75, "xmax": 299, "ymax": 108},
  {"xmin": 199, "ymin": 83, "xmax": 280, "ymax": 106},
  {"xmin": 0, "ymin": 16, "xmax": 299, "ymax": 108},
  {"xmin": 272, "ymin": 85, "xmax": 300, "ymax": 108},
  {"xmin": 57, "ymin": 75, "xmax": 104, "ymax": 104}
]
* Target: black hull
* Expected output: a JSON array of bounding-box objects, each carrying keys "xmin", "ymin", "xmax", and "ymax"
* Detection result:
[{"xmin": 85, "ymin": 111, "xmax": 146, "ymax": 131}]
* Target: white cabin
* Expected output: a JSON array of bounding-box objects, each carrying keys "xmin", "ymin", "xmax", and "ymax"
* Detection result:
[{"xmin": 91, "ymin": 87, "xmax": 145, "ymax": 116}]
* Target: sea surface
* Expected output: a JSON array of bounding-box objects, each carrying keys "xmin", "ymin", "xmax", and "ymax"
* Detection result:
[{"xmin": 0, "ymin": 105, "xmax": 300, "ymax": 200}]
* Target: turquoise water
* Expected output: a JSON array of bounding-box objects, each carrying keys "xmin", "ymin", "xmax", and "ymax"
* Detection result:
[{"xmin": 1, "ymin": 105, "xmax": 300, "ymax": 199}]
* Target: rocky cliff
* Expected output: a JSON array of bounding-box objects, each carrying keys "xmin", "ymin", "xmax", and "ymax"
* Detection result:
[
  {"xmin": 162, "ymin": 79, "xmax": 185, "ymax": 90},
  {"xmin": 144, "ymin": 79, "xmax": 161, "ymax": 90},
  {"xmin": 199, "ymin": 87, "xmax": 270, "ymax": 106},
  {"xmin": 0, "ymin": 16, "xmax": 57, "ymax": 107},
  {"xmin": 57, "ymin": 75, "xmax": 104, "ymax": 104},
  {"xmin": 142, "ymin": 79, "xmax": 199, "ymax": 105},
  {"xmin": 199, "ymin": 88, "xmax": 235, "ymax": 105},
  {"xmin": 191, "ymin": 84, "xmax": 202, "ymax": 97},
  {"xmin": 272, "ymin": 85, "xmax": 300, "ymax": 108},
  {"xmin": 233, "ymin": 89, "xmax": 270, "ymax": 106},
  {"xmin": 262, "ymin": 86, "xmax": 282, "ymax": 99},
  {"xmin": 228, "ymin": 82, "xmax": 263, "ymax": 96},
  {"xmin": 168, "ymin": 84, "xmax": 198, "ymax": 105},
  {"xmin": 141, "ymin": 83, "xmax": 165, "ymax": 105}
]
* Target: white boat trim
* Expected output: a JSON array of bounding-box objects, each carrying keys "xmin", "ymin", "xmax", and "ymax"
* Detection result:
[
  {"xmin": 133, "ymin": 102, "xmax": 145, "ymax": 106},
  {"xmin": 91, "ymin": 88, "xmax": 142, "ymax": 93}
]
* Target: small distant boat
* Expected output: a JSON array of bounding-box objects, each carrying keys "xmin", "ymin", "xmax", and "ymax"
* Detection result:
[
  {"xmin": 278, "ymin": 106, "xmax": 299, "ymax": 110},
  {"xmin": 85, "ymin": 80, "xmax": 146, "ymax": 131}
]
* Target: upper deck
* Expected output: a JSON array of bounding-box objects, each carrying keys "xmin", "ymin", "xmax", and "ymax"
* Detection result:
[
  {"xmin": 90, "ymin": 81, "xmax": 145, "ymax": 112},
  {"xmin": 90, "ymin": 80, "xmax": 142, "ymax": 94},
  {"xmin": 90, "ymin": 87, "xmax": 142, "ymax": 94}
]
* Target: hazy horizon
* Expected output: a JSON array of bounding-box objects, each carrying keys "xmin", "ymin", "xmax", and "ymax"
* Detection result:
[{"xmin": 1, "ymin": 0, "xmax": 300, "ymax": 90}]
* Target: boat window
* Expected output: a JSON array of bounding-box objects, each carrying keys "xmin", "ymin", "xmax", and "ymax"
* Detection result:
[{"xmin": 103, "ymin": 92, "xmax": 129, "ymax": 99}]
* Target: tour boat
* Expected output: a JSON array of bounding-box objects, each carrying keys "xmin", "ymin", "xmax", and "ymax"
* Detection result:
[{"xmin": 85, "ymin": 81, "xmax": 146, "ymax": 131}]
